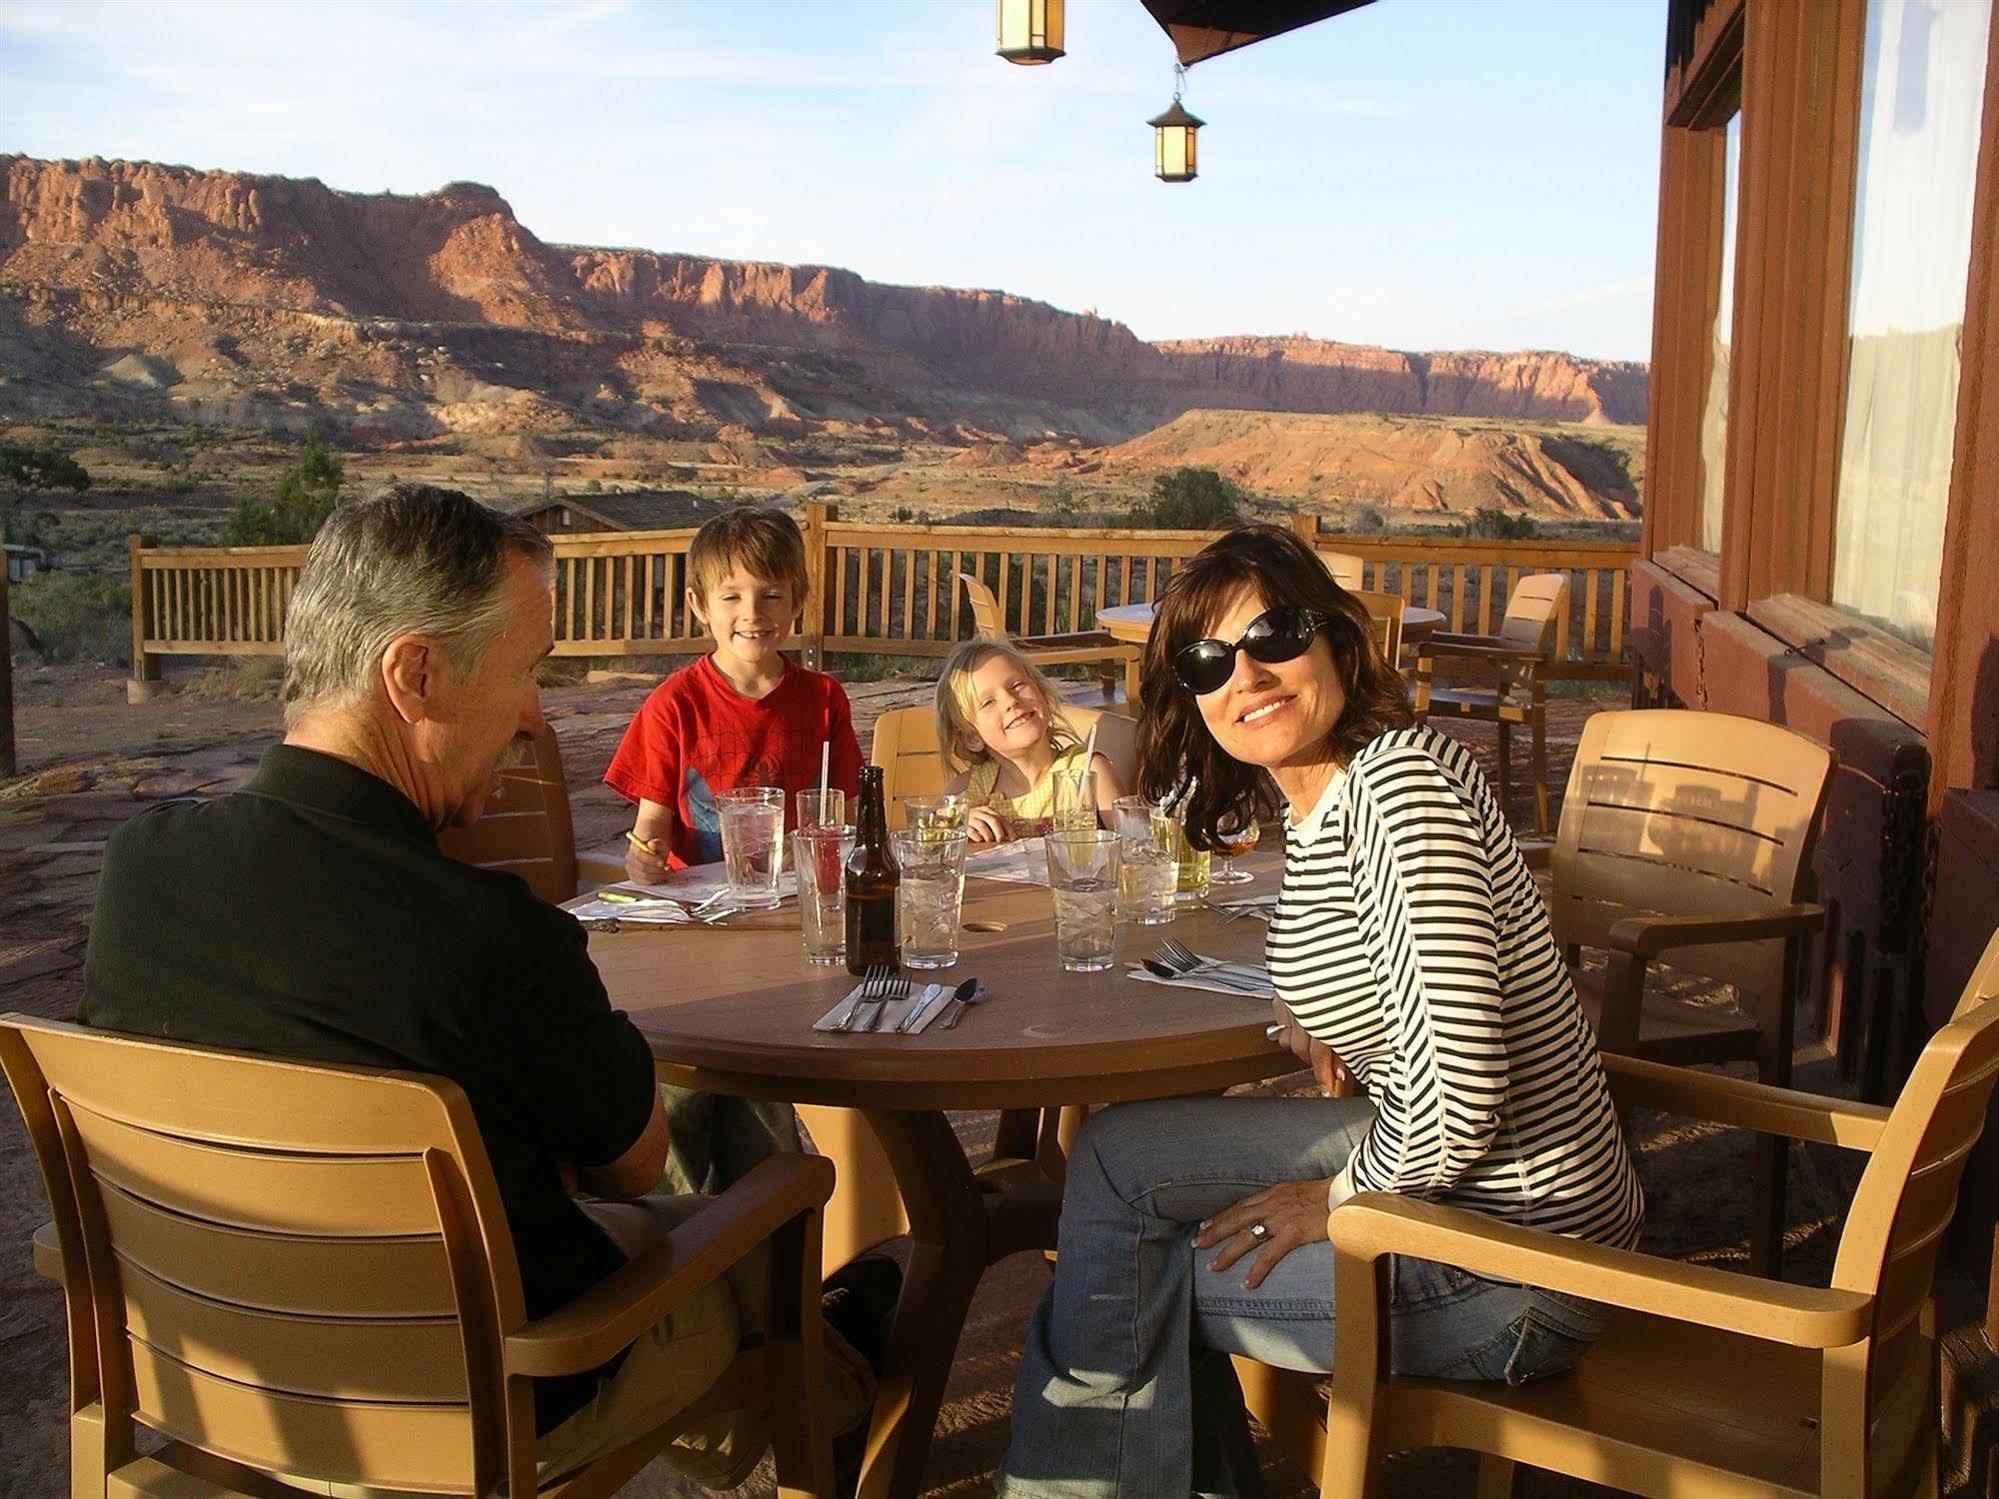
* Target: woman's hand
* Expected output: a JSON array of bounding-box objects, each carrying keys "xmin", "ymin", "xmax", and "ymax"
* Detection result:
[
  {"xmin": 1271, "ymin": 997, "xmax": 1355, "ymax": 1096},
  {"xmin": 1193, "ymin": 1179, "xmax": 1336, "ymax": 1289},
  {"xmin": 965, "ymin": 806, "xmax": 1011, "ymax": 845}
]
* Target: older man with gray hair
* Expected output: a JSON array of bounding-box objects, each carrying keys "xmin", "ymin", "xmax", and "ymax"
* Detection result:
[{"xmin": 80, "ymin": 483, "xmax": 870, "ymax": 1488}]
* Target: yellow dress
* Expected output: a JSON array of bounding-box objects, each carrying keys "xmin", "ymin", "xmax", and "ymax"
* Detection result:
[{"xmin": 964, "ymin": 744, "xmax": 1096, "ymax": 837}]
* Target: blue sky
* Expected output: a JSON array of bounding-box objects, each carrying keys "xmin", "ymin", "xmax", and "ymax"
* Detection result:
[{"xmin": 0, "ymin": 0, "xmax": 1666, "ymax": 361}]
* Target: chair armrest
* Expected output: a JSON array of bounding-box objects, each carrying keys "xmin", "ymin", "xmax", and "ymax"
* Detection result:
[
  {"xmin": 1423, "ymin": 631, "xmax": 1503, "ymax": 650},
  {"xmin": 1602, "ymin": 1053, "xmax": 1891, "ymax": 1150},
  {"xmin": 505, "ymin": 1153, "xmax": 834, "ymax": 1377},
  {"xmin": 1605, "ymin": 903, "xmax": 1825, "ymax": 959},
  {"xmin": 1516, "ymin": 839, "xmax": 1552, "ymax": 871},
  {"xmin": 1328, "ymin": 1192, "xmax": 1873, "ymax": 1349},
  {"xmin": 1419, "ymin": 640, "xmax": 1547, "ymax": 665}
]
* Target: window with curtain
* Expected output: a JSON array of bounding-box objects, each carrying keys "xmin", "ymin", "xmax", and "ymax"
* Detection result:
[
  {"xmin": 1698, "ymin": 112, "xmax": 1741, "ymax": 553},
  {"xmin": 1832, "ymin": 0, "xmax": 1993, "ymax": 649}
]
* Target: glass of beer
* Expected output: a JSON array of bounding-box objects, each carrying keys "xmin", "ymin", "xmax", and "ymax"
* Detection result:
[{"xmin": 1152, "ymin": 806, "xmax": 1210, "ymax": 905}]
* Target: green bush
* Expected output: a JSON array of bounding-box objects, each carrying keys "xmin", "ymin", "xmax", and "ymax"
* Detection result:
[
  {"xmin": 1452, "ymin": 506, "xmax": 1537, "ymax": 540},
  {"xmin": 222, "ymin": 431, "xmax": 344, "ymax": 545},
  {"xmin": 1123, "ymin": 467, "xmax": 1249, "ymax": 530},
  {"xmin": 12, "ymin": 570, "xmax": 132, "ymax": 665},
  {"xmin": 0, "ymin": 438, "xmax": 91, "ymax": 496}
]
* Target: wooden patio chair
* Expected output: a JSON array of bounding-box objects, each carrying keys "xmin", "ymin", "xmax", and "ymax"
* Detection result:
[
  {"xmin": 1316, "ymin": 549, "xmax": 1365, "ymax": 589},
  {"xmin": 2, "ymin": 1014, "xmax": 837, "ymax": 1499},
  {"xmin": 1414, "ymin": 572, "xmax": 1570, "ymax": 835},
  {"xmin": 1540, "ymin": 707, "xmax": 1836, "ymax": 1274},
  {"xmin": 436, "ymin": 718, "xmax": 584, "ymax": 903},
  {"xmin": 957, "ymin": 572, "xmax": 1138, "ymax": 703},
  {"xmin": 1239, "ymin": 926, "xmax": 1999, "ymax": 1499},
  {"xmin": 1349, "ymin": 589, "xmax": 1405, "ymax": 661}
]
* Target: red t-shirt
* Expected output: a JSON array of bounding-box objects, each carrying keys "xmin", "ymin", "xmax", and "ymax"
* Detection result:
[{"xmin": 604, "ymin": 654, "xmax": 864, "ymax": 869}]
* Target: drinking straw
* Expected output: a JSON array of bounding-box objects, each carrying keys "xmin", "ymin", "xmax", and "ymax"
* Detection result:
[
  {"xmin": 1081, "ymin": 721, "xmax": 1101, "ymax": 811},
  {"xmin": 817, "ymin": 740, "xmax": 832, "ymax": 823}
]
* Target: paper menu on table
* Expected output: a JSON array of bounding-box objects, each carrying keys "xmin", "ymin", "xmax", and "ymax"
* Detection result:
[
  {"xmin": 560, "ymin": 890, "xmax": 699, "ymax": 924},
  {"xmin": 611, "ymin": 858, "xmax": 798, "ymax": 905},
  {"xmin": 964, "ymin": 839, "xmax": 1051, "ymax": 886}
]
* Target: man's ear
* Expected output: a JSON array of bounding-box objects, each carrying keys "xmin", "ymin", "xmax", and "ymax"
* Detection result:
[{"xmin": 381, "ymin": 634, "xmax": 434, "ymax": 725}]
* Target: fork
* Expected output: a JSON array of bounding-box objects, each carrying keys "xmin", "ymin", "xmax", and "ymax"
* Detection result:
[
  {"xmin": 1155, "ymin": 940, "xmax": 1271, "ymax": 992},
  {"xmin": 836, "ymin": 966, "xmax": 892, "ymax": 1032}
]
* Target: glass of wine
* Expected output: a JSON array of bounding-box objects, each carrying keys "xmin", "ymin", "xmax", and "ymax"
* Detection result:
[{"xmin": 1212, "ymin": 810, "xmax": 1259, "ymax": 885}]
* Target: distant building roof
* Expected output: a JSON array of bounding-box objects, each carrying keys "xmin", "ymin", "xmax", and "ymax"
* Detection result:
[{"xmin": 489, "ymin": 488, "xmax": 725, "ymax": 532}]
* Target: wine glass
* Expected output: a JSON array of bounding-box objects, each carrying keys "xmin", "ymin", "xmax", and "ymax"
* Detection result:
[{"xmin": 1212, "ymin": 810, "xmax": 1259, "ymax": 885}]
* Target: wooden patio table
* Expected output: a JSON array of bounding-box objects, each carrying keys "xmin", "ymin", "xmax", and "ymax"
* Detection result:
[
  {"xmin": 589, "ymin": 849, "xmax": 1296, "ymax": 1499},
  {"xmin": 1098, "ymin": 599, "xmax": 1445, "ymax": 650}
]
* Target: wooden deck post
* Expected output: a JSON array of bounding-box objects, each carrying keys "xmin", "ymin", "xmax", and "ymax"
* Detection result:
[
  {"xmin": 126, "ymin": 534, "xmax": 165, "ymax": 704},
  {"xmin": 0, "ymin": 560, "xmax": 14, "ymax": 778},
  {"xmin": 803, "ymin": 501, "xmax": 833, "ymax": 670},
  {"xmin": 1290, "ymin": 514, "xmax": 1322, "ymax": 546}
]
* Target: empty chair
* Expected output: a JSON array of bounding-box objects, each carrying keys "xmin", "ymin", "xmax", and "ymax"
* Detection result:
[
  {"xmin": 1543, "ymin": 707, "xmax": 1836, "ymax": 1274},
  {"xmin": 435, "ymin": 717, "xmax": 583, "ymax": 902},
  {"xmin": 957, "ymin": 572, "xmax": 1139, "ymax": 703},
  {"xmin": 1316, "ymin": 549, "xmax": 1365, "ymax": 589},
  {"xmin": 2, "ymin": 1014, "xmax": 837, "ymax": 1499},
  {"xmin": 1414, "ymin": 572, "xmax": 1570, "ymax": 834},
  {"xmin": 1241, "ymin": 925, "xmax": 1999, "ymax": 1499},
  {"xmin": 1348, "ymin": 589, "xmax": 1405, "ymax": 661}
]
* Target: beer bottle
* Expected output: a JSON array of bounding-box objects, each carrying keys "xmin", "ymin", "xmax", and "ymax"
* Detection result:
[{"xmin": 845, "ymin": 766, "xmax": 900, "ymax": 974}]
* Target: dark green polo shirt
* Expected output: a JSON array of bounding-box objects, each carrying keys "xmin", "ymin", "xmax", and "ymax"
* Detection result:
[{"xmin": 81, "ymin": 744, "xmax": 658, "ymax": 1430}]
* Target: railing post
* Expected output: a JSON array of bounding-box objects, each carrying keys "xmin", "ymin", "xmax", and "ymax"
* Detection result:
[
  {"xmin": 1290, "ymin": 514, "xmax": 1322, "ymax": 546},
  {"xmin": 0, "ymin": 559, "xmax": 14, "ymax": 777},
  {"xmin": 803, "ymin": 500, "xmax": 833, "ymax": 671},
  {"xmin": 126, "ymin": 533, "xmax": 166, "ymax": 704}
]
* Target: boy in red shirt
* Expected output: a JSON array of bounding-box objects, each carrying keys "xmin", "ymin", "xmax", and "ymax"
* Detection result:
[{"xmin": 608, "ymin": 507, "xmax": 863, "ymax": 879}]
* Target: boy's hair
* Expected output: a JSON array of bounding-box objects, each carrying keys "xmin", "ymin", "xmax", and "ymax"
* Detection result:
[
  {"xmin": 935, "ymin": 637, "xmax": 1081, "ymax": 776},
  {"xmin": 686, "ymin": 506, "xmax": 811, "ymax": 606}
]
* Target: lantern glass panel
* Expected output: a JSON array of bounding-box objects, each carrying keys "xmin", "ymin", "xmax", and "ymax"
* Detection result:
[
  {"xmin": 1156, "ymin": 125, "xmax": 1197, "ymax": 182},
  {"xmin": 997, "ymin": 0, "xmax": 1064, "ymax": 63}
]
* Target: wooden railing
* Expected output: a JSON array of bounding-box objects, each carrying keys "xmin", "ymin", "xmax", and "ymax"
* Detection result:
[{"xmin": 126, "ymin": 506, "xmax": 1638, "ymax": 685}]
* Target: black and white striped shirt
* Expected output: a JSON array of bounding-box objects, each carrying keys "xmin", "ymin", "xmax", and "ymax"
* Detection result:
[{"xmin": 1267, "ymin": 725, "xmax": 1643, "ymax": 1249}]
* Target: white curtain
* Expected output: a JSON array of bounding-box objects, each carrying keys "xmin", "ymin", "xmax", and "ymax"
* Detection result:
[
  {"xmin": 1831, "ymin": 0, "xmax": 1994, "ymax": 648},
  {"xmin": 1700, "ymin": 114, "xmax": 1741, "ymax": 554}
]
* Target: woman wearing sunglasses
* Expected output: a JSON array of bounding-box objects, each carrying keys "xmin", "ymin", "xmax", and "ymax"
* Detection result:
[{"xmin": 997, "ymin": 525, "xmax": 1642, "ymax": 1496}]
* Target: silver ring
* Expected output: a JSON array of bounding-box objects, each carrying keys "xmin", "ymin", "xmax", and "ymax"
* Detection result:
[{"xmin": 1249, "ymin": 1222, "xmax": 1269, "ymax": 1240}]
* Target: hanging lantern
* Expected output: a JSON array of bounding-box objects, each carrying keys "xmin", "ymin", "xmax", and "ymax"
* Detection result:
[
  {"xmin": 996, "ymin": 0, "xmax": 1064, "ymax": 65},
  {"xmin": 1149, "ymin": 69, "xmax": 1204, "ymax": 183}
]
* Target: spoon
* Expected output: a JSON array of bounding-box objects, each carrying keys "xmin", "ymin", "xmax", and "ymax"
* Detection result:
[{"xmin": 937, "ymin": 978, "xmax": 988, "ymax": 1030}]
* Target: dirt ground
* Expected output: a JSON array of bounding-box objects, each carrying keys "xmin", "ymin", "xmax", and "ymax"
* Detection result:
[{"xmin": 1, "ymin": 662, "xmax": 1992, "ymax": 1497}]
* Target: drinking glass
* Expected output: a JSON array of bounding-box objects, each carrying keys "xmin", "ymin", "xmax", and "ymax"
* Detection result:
[
  {"xmin": 892, "ymin": 829, "xmax": 968, "ymax": 969},
  {"xmin": 1154, "ymin": 807, "xmax": 1211, "ymax": 905},
  {"xmin": 1045, "ymin": 829, "xmax": 1120, "ymax": 973},
  {"xmin": 1112, "ymin": 795, "xmax": 1176, "ymax": 926},
  {"xmin": 795, "ymin": 787, "xmax": 846, "ymax": 832},
  {"xmin": 716, "ymin": 786, "xmax": 785, "ymax": 910},
  {"xmin": 792, "ymin": 824, "xmax": 854, "ymax": 966},
  {"xmin": 1212, "ymin": 811, "xmax": 1259, "ymax": 885},
  {"xmin": 901, "ymin": 793, "xmax": 969, "ymax": 843},
  {"xmin": 1049, "ymin": 762, "xmax": 1101, "ymax": 833}
]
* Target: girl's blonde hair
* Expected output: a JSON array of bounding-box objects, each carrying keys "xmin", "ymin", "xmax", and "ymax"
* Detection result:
[{"xmin": 935, "ymin": 638, "xmax": 1081, "ymax": 776}]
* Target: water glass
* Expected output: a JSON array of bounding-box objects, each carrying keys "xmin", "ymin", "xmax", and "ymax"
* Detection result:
[
  {"xmin": 892, "ymin": 829, "xmax": 968, "ymax": 969},
  {"xmin": 1045, "ymin": 829, "xmax": 1120, "ymax": 973},
  {"xmin": 716, "ymin": 786, "xmax": 785, "ymax": 910},
  {"xmin": 1051, "ymin": 762, "xmax": 1101, "ymax": 832},
  {"xmin": 1154, "ymin": 807, "xmax": 1212, "ymax": 905},
  {"xmin": 795, "ymin": 787, "xmax": 846, "ymax": 832},
  {"xmin": 1112, "ymin": 796, "xmax": 1177, "ymax": 926},
  {"xmin": 792, "ymin": 824, "xmax": 853, "ymax": 966},
  {"xmin": 901, "ymin": 793, "xmax": 969, "ymax": 842}
]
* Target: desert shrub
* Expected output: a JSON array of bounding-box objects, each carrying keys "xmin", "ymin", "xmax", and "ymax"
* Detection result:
[
  {"xmin": 0, "ymin": 439, "xmax": 91, "ymax": 496},
  {"xmin": 222, "ymin": 431, "xmax": 344, "ymax": 545},
  {"xmin": 11, "ymin": 570, "xmax": 132, "ymax": 665},
  {"xmin": 1124, "ymin": 467, "xmax": 1248, "ymax": 530},
  {"xmin": 1452, "ymin": 506, "xmax": 1537, "ymax": 540}
]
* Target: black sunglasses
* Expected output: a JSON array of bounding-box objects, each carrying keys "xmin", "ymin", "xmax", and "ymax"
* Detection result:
[{"xmin": 1172, "ymin": 606, "xmax": 1335, "ymax": 695}]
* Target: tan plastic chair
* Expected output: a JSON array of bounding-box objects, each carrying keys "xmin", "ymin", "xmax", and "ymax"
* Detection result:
[
  {"xmin": 1349, "ymin": 589, "xmax": 1405, "ymax": 661},
  {"xmin": 1239, "ymin": 926, "xmax": 1999, "ymax": 1499},
  {"xmin": 1316, "ymin": 549, "xmax": 1365, "ymax": 589},
  {"xmin": 436, "ymin": 719, "xmax": 583, "ymax": 903},
  {"xmin": 1543, "ymin": 708, "xmax": 1836, "ymax": 1274},
  {"xmin": 957, "ymin": 572, "xmax": 1138, "ymax": 703},
  {"xmin": 1415, "ymin": 572, "xmax": 1570, "ymax": 834},
  {"xmin": 1, "ymin": 1014, "xmax": 836, "ymax": 1499}
]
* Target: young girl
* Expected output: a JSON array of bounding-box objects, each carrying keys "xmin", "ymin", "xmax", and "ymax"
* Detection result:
[{"xmin": 936, "ymin": 639, "xmax": 1128, "ymax": 844}]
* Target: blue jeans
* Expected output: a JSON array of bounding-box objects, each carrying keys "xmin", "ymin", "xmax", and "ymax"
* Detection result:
[{"xmin": 997, "ymin": 1096, "xmax": 1609, "ymax": 1498}]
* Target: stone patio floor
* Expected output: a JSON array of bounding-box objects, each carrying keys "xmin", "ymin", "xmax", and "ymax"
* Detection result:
[{"xmin": 1, "ymin": 663, "xmax": 1991, "ymax": 1495}]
